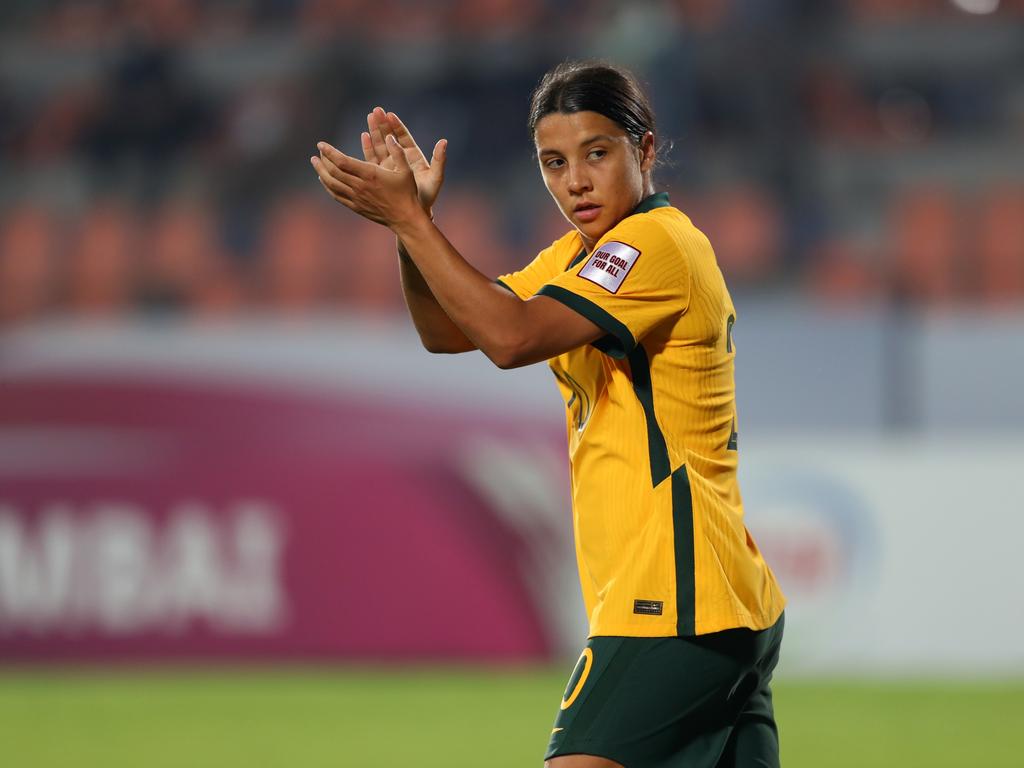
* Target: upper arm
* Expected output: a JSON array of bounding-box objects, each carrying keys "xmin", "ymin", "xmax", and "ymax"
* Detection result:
[
  {"xmin": 486, "ymin": 222, "xmax": 692, "ymax": 367},
  {"xmin": 497, "ymin": 238, "xmax": 565, "ymax": 300},
  {"xmin": 493, "ymin": 292, "xmax": 604, "ymax": 368}
]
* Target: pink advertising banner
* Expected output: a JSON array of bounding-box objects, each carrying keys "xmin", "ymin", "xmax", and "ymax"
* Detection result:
[{"xmin": 0, "ymin": 372, "xmax": 565, "ymax": 662}]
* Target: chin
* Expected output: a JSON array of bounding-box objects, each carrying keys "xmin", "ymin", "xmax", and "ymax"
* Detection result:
[{"xmin": 579, "ymin": 219, "xmax": 609, "ymax": 244}]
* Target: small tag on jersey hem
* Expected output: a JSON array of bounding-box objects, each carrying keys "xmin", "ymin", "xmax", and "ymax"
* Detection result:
[
  {"xmin": 633, "ymin": 599, "xmax": 664, "ymax": 616},
  {"xmin": 577, "ymin": 241, "xmax": 640, "ymax": 294}
]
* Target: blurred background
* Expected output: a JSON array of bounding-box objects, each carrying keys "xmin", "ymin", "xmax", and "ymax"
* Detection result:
[{"xmin": 1, "ymin": 1, "xmax": 1022, "ymax": 766}]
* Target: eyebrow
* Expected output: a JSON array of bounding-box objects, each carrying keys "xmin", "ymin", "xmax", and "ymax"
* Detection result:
[
  {"xmin": 538, "ymin": 134, "xmax": 617, "ymax": 156},
  {"xmin": 579, "ymin": 134, "xmax": 616, "ymax": 146}
]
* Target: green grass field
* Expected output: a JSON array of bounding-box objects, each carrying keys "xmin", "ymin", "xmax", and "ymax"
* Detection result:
[{"xmin": 2, "ymin": 666, "xmax": 1021, "ymax": 767}]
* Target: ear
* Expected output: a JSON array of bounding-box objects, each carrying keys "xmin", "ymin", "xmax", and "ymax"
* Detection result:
[{"xmin": 639, "ymin": 131, "xmax": 656, "ymax": 173}]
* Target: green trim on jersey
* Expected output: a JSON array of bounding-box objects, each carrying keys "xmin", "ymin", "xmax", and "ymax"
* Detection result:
[
  {"xmin": 535, "ymin": 285, "xmax": 635, "ymax": 359},
  {"xmin": 626, "ymin": 343, "xmax": 671, "ymax": 487},
  {"xmin": 632, "ymin": 191, "xmax": 671, "ymax": 214},
  {"xmin": 568, "ymin": 247, "xmax": 588, "ymax": 269},
  {"xmin": 627, "ymin": 346, "xmax": 696, "ymax": 634},
  {"xmin": 495, "ymin": 278, "xmax": 515, "ymax": 293},
  {"xmin": 671, "ymin": 466, "xmax": 697, "ymax": 635}
]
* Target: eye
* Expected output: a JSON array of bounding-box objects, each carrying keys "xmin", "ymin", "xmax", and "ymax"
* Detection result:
[
  {"xmin": 587, "ymin": 148, "xmax": 607, "ymax": 161},
  {"xmin": 544, "ymin": 157, "xmax": 565, "ymax": 170}
]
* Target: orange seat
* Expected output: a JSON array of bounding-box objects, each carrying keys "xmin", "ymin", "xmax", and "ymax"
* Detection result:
[
  {"xmin": 974, "ymin": 187, "xmax": 1024, "ymax": 304},
  {"xmin": 887, "ymin": 186, "xmax": 962, "ymax": 305},
  {"xmin": 702, "ymin": 185, "xmax": 782, "ymax": 285},
  {"xmin": 67, "ymin": 202, "xmax": 139, "ymax": 315},
  {"xmin": 0, "ymin": 204, "xmax": 59, "ymax": 325},
  {"xmin": 260, "ymin": 193, "xmax": 336, "ymax": 313},
  {"xmin": 335, "ymin": 214, "xmax": 405, "ymax": 313},
  {"xmin": 806, "ymin": 240, "xmax": 881, "ymax": 304},
  {"xmin": 147, "ymin": 200, "xmax": 245, "ymax": 317}
]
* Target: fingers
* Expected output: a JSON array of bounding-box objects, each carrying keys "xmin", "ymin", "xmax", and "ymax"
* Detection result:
[
  {"xmin": 360, "ymin": 131, "xmax": 375, "ymax": 164},
  {"xmin": 385, "ymin": 134, "xmax": 411, "ymax": 170},
  {"xmin": 315, "ymin": 150, "xmax": 360, "ymax": 191},
  {"xmin": 310, "ymin": 155, "xmax": 356, "ymax": 200},
  {"xmin": 386, "ymin": 111, "xmax": 419, "ymax": 150},
  {"xmin": 314, "ymin": 151, "xmax": 351, "ymax": 186},
  {"xmin": 430, "ymin": 138, "xmax": 447, "ymax": 182},
  {"xmin": 367, "ymin": 107, "xmax": 390, "ymax": 163},
  {"xmin": 318, "ymin": 175, "xmax": 358, "ymax": 211},
  {"xmin": 432, "ymin": 138, "xmax": 447, "ymax": 164},
  {"xmin": 316, "ymin": 142, "xmax": 374, "ymax": 180}
]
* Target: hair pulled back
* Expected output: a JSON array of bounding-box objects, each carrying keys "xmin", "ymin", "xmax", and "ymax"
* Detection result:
[{"xmin": 528, "ymin": 61, "xmax": 656, "ymax": 147}]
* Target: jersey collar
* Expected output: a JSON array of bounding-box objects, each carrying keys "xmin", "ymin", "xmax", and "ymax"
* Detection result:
[
  {"xmin": 568, "ymin": 193, "xmax": 672, "ymax": 268},
  {"xmin": 631, "ymin": 192, "xmax": 670, "ymax": 215}
]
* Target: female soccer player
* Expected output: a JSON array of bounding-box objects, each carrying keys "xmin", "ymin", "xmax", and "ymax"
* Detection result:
[{"xmin": 312, "ymin": 61, "xmax": 786, "ymax": 768}]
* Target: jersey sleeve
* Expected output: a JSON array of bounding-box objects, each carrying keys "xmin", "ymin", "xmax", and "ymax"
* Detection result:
[
  {"xmin": 496, "ymin": 239, "xmax": 564, "ymax": 300},
  {"xmin": 535, "ymin": 217, "xmax": 691, "ymax": 359}
]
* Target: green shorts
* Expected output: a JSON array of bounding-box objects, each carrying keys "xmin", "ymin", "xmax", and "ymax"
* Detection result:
[{"xmin": 545, "ymin": 613, "xmax": 784, "ymax": 768}]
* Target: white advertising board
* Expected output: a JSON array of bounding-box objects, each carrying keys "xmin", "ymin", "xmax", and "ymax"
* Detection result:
[{"xmin": 740, "ymin": 437, "xmax": 1024, "ymax": 676}]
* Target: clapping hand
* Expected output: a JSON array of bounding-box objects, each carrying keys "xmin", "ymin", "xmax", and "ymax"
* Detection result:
[
  {"xmin": 312, "ymin": 107, "xmax": 446, "ymax": 227},
  {"xmin": 361, "ymin": 107, "xmax": 447, "ymax": 214}
]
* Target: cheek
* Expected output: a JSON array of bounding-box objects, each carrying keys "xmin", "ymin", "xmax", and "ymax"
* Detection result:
[
  {"xmin": 542, "ymin": 174, "xmax": 570, "ymax": 208},
  {"xmin": 605, "ymin": 161, "xmax": 642, "ymax": 212}
]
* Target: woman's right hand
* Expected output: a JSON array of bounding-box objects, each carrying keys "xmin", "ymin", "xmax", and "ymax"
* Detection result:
[{"xmin": 361, "ymin": 107, "xmax": 446, "ymax": 214}]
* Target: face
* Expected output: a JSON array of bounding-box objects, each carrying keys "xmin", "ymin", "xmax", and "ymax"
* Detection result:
[{"xmin": 534, "ymin": 110, "xmax": 655, "ymax": 249}]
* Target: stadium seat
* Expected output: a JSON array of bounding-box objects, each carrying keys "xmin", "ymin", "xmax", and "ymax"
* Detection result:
[
  {"xmin": 974, "ymin": 186, "xmax": 1024, "ymax": 304},
  {"xmin": 887, "ymin": 186, "xmax": 961, "ymax": 304},
  {"xmin": 701, "ymin": 184, "xmax": 783, "ymax": 285},
  {"xmin": 335, "ymin": 214, "xmax": 406, "ymax": 312},
  {"xmin": 146, "ymin": 200, "xmax": 238, "ymax": 314},
  {"xmin": 260, "ymin": 193, "xmax": 336, "ymax": 313},
  {"xmin": 806, "ymin": 240, "xmax": 881, "ymax": 304},
  {"xmin": 433, "ymin": 189, "xmax": 512, "ymax": 282},
  {"xmin": 67, "ymin": 202, "xmax": 139, "ymax": 315},
  {"xmin": 0, "ymin": 204, "xmax": 59, "ymax": 325}
]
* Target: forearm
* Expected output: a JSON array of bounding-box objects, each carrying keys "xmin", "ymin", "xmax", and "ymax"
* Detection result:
[
  {"xmin": 392, "ymin": 212, "xmax": 540, "ymax": 368},
  {"xmin": 397, "ymin": 237, "xmax": 475, "ymax": 353},
  {"xmin": 310, "ymin": 137, "xmax": 600, "ymax": 366}
]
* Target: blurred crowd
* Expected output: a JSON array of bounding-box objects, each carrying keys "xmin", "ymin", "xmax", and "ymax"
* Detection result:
[{"xmin": 1, "ymin": 0, "xmax": 1023, "ymax": 326}]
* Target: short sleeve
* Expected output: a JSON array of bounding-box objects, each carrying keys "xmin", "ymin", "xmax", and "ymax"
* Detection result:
[
  {"xmin": 496, "ymin": 238, "xmax": 566, "ymax": 301},
  {"xmin": 536, "ymin": 217, "xmax": 690, "ymax": 359}
]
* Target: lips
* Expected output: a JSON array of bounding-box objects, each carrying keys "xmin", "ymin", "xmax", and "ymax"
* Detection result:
[{"xmin": 574, "ymin": 202, "xmax": 602, "ymax": 223}]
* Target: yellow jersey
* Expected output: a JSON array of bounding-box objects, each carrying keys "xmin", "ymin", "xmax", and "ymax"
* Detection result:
[{"xmin": 498, "ymin": 193, "xmax": 785, "ymax": 637}]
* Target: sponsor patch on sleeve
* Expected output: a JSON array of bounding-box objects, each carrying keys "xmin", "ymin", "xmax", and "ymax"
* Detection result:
[{"xmin": 577, "ymin": 241, "xmax": 640, "ymax": 294}]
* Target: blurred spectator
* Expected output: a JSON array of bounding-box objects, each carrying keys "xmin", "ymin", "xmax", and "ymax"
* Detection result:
[
  {"xmin": 0, "ymin": 0, "xmax": 1020, "ymax": 324},
  {"xmin": 78, "ymin": 35, "xmax": 210, "ymax": 199}
]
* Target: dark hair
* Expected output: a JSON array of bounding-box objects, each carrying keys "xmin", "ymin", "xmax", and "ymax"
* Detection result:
[{"xmin": 528, "ymin": 61, "xmax": 656, "ymax": 147}]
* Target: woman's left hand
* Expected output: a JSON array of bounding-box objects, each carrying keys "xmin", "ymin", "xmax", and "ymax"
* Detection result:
[{"xmin": 311, "ymin": 136, "xmax": 423, "ymax": 229}]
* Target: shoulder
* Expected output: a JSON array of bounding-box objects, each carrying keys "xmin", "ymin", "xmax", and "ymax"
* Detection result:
[
  {"xmin": 595, "ymin": 207, "xmax": 705, "ymax": 268},
  {"xmin": 605, "ymin": 207, "xmax": 702, "ymax": 249},
  {"xmin": 543, "ymin": 228, "xmax": 584, "ymax": 266}
]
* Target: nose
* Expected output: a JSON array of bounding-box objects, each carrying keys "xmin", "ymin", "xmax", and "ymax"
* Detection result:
[{"xmin": 567, "ymin": 162, "xmax": 592, "ymax": 196}]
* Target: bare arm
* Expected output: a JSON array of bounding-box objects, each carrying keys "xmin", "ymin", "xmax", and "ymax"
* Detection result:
[
  {"xmin": 391, "ymin": 208, "xmax": 603, "ymax": 368},
  {"xmin": 311, "ymin": 138, "xmax": 604, "ymax": 369},
  {"xmin": 396, "ymin": 238, "xmax": 475, "ymax": 353},
  {"xmin": 360, "ymin": 109, "xmax": 474, "ymax": 353}
]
